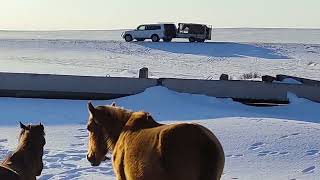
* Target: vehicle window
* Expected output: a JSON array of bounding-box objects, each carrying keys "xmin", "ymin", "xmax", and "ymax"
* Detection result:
[
  {"xmin": 146, "ymin": 25, "xmax": 161, "ymax": 30},
  {"xmin": 137, "ymin": 26, "xmax": 146, "ymax": 30}
]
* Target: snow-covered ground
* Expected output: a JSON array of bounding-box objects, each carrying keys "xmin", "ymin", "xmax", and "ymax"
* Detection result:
[
  {"xmin": 0, "ymin": 29, "xmax": 319, "ymax": 80},
  {"xmin": 0, "ymin": 29, "xmax": 320, "ymax": 179},
  {"xmin": 0, "ymin": 87, "xmax": 319, "ymax": 180}
]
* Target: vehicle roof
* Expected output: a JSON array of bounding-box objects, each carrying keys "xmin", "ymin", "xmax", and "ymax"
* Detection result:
[
  {"xmin": 138, "ymin": 23, "xmax": 175, "ymax": 26},
  {"xmin": 179, "ymin": 23, "xmax": 210, "ymax": 26}
]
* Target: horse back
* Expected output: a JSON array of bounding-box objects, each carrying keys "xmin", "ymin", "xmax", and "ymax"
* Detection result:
[{"xmin": 0, "ymin": 165, "xmax": 21, "ymax": 180}]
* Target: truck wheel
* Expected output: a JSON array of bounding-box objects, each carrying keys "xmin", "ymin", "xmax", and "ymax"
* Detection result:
[
  {"xmin": 124, "ymin": 35, "xmax": 133, "ymax": 42},
  {"xmin": 136, "ymin": 38, "xmax": 145, "ymax": 41},
  {"xmin": 189, "ymin": 37, "xmax": 196, "ymax": 42},
  {"xmin": 151, "ymin": 35, "xmax": 160, "ymax": 42},
  {"xmin": 163, "ymin": 38, "xmax": 172, "ymax": 42},
  {"xmin": 196, "ymin": 39, "xmax": 205, "ymax": 42}
]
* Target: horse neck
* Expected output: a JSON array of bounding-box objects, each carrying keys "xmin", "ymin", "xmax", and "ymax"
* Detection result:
[
  {"xmin": 4, "ymin": 144, "xmax": 40, "ymax": 179},
  {"xmin": 104, "ymin": 108, "xmax": 133, "ymax": 150},
  {"xmin": 111, "ymin": 109, "xmax": 161, "ymax": 130},
  {"xmin": 114, "ymin": 108, "xmax": 133, "ymax": 125}
]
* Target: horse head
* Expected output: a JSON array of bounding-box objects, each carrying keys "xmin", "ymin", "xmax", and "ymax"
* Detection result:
[
  {"xmin": 86, "ymin": 102, "xmax": 127, "ymax": 166},
  {"xmin": 18, "ymin": 122, "xmax": 46, "ymax": 176}
]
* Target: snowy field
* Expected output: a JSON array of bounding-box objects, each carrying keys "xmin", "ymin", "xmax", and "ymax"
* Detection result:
[
  {"xmin": 0, "ymin": 29, "xmax": 320, "ymax": 180},
  {"xmin": 0, "ymin": 87, "xmax": 319, "ymax": 180},
  {"xmin": 0, "ymin": 28, "xmax": 319, "ymax": 80}
]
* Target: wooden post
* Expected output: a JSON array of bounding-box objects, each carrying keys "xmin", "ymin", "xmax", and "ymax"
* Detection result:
[
  {"xmin": 139, "ymin": 67, "xmax": 149, "ymax": 78},
  {"xmin": 262, "ymin": 75, "xmax": 276, "ymax": 83},
  {"xmin": 219, "ymin": 74, "xmax": 229, "ymax": 80}
]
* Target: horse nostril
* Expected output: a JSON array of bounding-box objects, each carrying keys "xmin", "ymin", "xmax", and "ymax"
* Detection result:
[
  {"xmin": 87, "ymin": 154, "xmax": 95, "ymax": 162},
  {"xmin": 87, "ymin": 154, "xmax": 100, "ymax": 166}
]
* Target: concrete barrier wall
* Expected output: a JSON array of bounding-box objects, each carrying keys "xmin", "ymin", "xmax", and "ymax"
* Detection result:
[
  {"xmin": 276, "ymin": 74, "xmax": 320, "ymax": 87},
  {"xmin": 0, "ymin": 72, "xmax": 319, "ymax": 103},
  {"xmin": 0, "ymin": 72, "xmax": 157, "ymax": 99},
  {"xmin": 161, "ymin": 78, "xmax": 320, "ymax": 103}
]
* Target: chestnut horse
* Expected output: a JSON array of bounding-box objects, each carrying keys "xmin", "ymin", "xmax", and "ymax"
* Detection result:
[
  {"xmin": 86, "ymin": 102, "xmax": 225, "ymax": 180},
  {"xmin": 0, "ymin": 122, "xmax": 46, "ymax": 180}
]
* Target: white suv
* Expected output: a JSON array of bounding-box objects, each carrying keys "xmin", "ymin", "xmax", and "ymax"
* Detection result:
[{"xmin": 122, "ymin": 24, "xmax": 177, "ymax": 42}]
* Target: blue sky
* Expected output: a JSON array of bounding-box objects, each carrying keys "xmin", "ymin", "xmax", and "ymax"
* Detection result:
[{"xmin": 0, "ymin": 0, "xmax": 319, "ymax": 30}]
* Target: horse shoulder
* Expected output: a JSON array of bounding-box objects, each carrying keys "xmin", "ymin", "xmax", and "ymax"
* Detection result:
[
  {"xmin": 114, "ymin": 137, "xmax": 135, "ymax": 180},
  {"xmin": 113, "ymin": 125, "xmax": 168, "ymax": 180},
  {"xmin": 112, "ymin": 147, "xmax": 126, "ymax": 180}
]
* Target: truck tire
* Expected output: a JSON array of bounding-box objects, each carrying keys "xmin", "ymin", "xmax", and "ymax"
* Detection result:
[
  {"xmin": 163, "ymin": 38, "xmax": 172, "ymax": 42},
  {"xmin": 136, "ymin": 38, "xmax": 145, "ymax": 41},
  {"xmin": 151, "ymin": 35, "xmax": 160, "ymax": 42},
  {"xmin": 124, "ymin": 35, "xmax": 133, "ymax": 42},
  {"xmin": 196, "ymin": 39, "xmax": 205, "ymax": 42},
  {"xmin": 189, "ymin": 37, "xmax": 196, "ymax": 42}
]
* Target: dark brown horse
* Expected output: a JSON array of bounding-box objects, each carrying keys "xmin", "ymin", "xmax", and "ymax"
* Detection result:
[
  {"xmin": 86, "ymin": 102, "xmax": 225, "ymax": 180},
  {"xmin": 0, "ymin": 122, "xmax": 46, "ymax": 180}
]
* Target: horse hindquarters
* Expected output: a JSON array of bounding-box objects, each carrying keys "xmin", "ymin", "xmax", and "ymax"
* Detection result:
[
  {"xmin": 196, "ymin": 124, "xmax": 225, "ymax": 180},
  {"xmin": 0, "ymin": 166, "xmax": 21, "ymax": 180},
  {"xmin": 160, "ymin": 124, "xmax": 224, "ymax": 180},
  {"xmin": 159, "ymin": 124, "xmax": 206, "ymax": 180}
]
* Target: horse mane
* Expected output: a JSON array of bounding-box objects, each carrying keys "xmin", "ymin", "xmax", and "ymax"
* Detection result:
[
  {"xmin": 124, "ymin": 111, "xmax": 161, "ymax": 131},
  {"xmin": 98, "ymin": 105, "xmax": 159, "ymax": 128},
  {"xmin": 93, "ymin": 105, "xmax": 160, "ymax": 151}
]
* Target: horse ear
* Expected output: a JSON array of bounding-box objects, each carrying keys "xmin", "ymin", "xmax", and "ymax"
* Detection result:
[
  {"xmin": 111, "ymin": 102, "xmax": 116, "ymax": 107},
  {"xmin": 20, "ymin": 122, "xmax": 28, "ymax": 130},
  {"xmin": 88, "ymin": 101, "xmax": 96, "ymax": 115},
  {"xmin": 39, "ymin": 123, "xmax": 44, "ymax": 130}
]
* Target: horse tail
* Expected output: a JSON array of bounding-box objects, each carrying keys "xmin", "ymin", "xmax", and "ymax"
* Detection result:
[{"xmin": 196, "ymin": 124, "xmax": 225, "ymax": 180}]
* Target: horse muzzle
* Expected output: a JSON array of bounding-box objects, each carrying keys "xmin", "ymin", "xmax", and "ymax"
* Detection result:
[
  {"xmin": 87, "ymin": 154, "xmax": 99, "ymax": 166},
  {"xmin": 87, "ymin": 154, "xmax": 108, "ymax": 166}
]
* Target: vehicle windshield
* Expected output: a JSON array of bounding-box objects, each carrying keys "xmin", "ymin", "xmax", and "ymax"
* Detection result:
[{"xmin": 137, "ymin": 25, "xmax": 146, "ymax": 30}]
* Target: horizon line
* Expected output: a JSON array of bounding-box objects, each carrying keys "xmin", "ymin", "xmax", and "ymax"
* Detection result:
[{"xmin": 1, "ymin": 27, "xmax": 320, "ymax": 32}]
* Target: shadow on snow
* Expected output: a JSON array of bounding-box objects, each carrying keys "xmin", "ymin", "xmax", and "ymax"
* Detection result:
[{"xmin": 137, "ymin": 42, "xmax": 289, "ymax": 59}]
